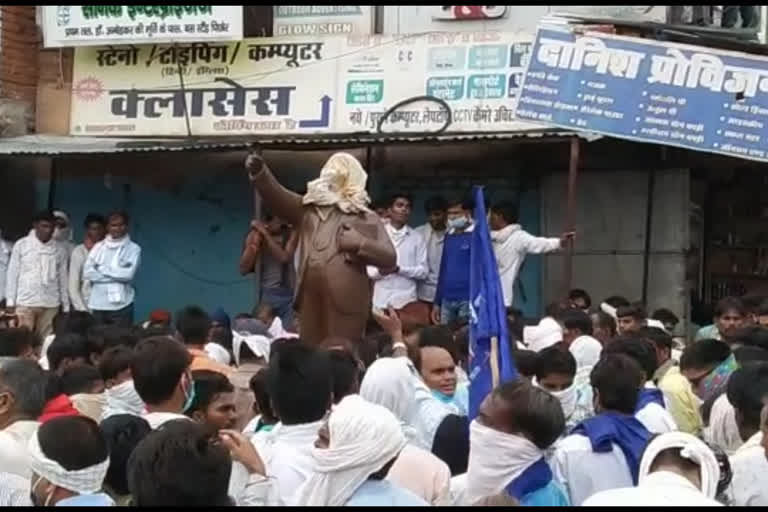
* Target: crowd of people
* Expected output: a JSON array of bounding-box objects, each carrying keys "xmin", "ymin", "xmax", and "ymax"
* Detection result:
[
  {"xmin": 0, "ymin": 290, "xmax": 767, "ymax": 506},
  {"xmin": 2, "ymin": 153, "xmax": 768, "ymax": 506},
  {"xmin": 0, "ymin": 209, "xmax": 140, "ymax": 337}
]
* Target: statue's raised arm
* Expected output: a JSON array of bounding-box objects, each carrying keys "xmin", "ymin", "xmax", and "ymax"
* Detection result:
[{"xmin": 245, "ymin": 151, "xmax": 396, "ymax": 346}]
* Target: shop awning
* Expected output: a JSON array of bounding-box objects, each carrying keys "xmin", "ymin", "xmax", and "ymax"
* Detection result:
[{"xmin": 0, "ymin": 131, "xmax": 601, "ymax": 155}]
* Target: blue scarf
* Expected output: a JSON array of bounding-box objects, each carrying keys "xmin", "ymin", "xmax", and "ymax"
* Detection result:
[
  {"xmin": 571, "ymin": 412, "xmax": 651, "ymax": 484},
  {"xmin": 211, "ymin": 307, "xmax": 231, "ymax": 330},
  {"xmin": 431, "ymin": 389, "xmax": 455, "ymax": 405},
  {"xmin": 504, "ymin": 457, "xmax": 553, "ymax": 501},
  {"xmin": 635, "ymin": 387, "xmax": 665, "ymax": 412}
]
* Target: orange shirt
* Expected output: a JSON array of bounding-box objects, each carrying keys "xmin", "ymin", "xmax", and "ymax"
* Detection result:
[{"xmin": 188, "ymin": 348, "xmax": 234, "ymax": 377}]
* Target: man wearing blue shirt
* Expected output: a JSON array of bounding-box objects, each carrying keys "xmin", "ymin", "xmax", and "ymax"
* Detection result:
[{"xmin": 431, "ymin": 196, "xmax": 474, "ymax": 326}]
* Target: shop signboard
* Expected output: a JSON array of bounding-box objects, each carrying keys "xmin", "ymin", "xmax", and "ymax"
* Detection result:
[
  {"xmin": 273, "ymin": 6, "xmax": 373, "ymax": 36},
  {"xmin": 42, "ymin": 5, "xmax": 243, "ymax": 47},
  {"xmin": 515, "ymin": 26, "xmax": 768, "ymax": 163},
  {"xmin": 70, "ymin": 32, "xmax": 543, "ymax": 136}
]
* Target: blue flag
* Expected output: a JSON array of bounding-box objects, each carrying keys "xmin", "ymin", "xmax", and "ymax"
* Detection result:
[{"xmin": 468, "ymin": 186, "xmax": 517, "ymax": 420}]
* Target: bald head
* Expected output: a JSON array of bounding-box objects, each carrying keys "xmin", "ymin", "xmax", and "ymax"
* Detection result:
[{"xmin": 420, "ymin": 346, "xmax": 457, "ymax": 397}]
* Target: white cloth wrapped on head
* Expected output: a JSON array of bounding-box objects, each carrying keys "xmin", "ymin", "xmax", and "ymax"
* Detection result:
[
  {"xmin": 232, "ymin": 332, "xmax": 272, "ymax": 365},
  {"xmin": 303, "ymin": 152, "xmax": 371, "ymax": 214},
  {"xmin": 523, "ymin": 317, "xmax": 562, "ymax": 352},
  {"xmin": 294, "ymin": 394, "xmax": 407, "ymax": 506},
  {"xmin": 359, "ymin": 357, "xmax": 419, "ymax": 444},
  {"xmin": 52, "ymin": 210, "xmax": 74, "ymax": 243},
  {"xmin": 638, "ymin": 431, "xmax": 720, "ymax": 499},
  {"xmin": 601, "ymin": 302, "xmax": 618, "ymax": 320},
  {"xmin": 27, "ymin": 429, "xmax": 109, "ymax": 495}
]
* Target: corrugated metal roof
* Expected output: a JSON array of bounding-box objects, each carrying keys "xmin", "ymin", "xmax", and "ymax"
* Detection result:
[{"xmin": 0, "ymin": 130, "xmax": 598, "ymax": 155}]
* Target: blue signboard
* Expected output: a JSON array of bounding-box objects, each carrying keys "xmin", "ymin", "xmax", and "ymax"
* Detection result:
[{"xmin": 515, "ymin": 26, "xmax": 768, "ymax": 163}]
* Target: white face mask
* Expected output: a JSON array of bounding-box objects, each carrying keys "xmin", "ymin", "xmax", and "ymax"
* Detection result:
[
  {"xmin": 466, "ymin": 420, "xmax": 543, "ymax": 504},
  {"xmin": 447, "ymin": 216, "xmax": 469, "ymax": 230},
  {"xmin": 549, "ymin": 385, "xmax": 578, "ymax": 419},
  {"xmin": 532, "ymin": 377, "xmax": 578, "ymax": 420}
]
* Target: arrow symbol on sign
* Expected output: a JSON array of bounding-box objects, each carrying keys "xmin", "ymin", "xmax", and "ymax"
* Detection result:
[{"xmin": 299, "ymin": 95, "xmax": 332, "ymax": 128}]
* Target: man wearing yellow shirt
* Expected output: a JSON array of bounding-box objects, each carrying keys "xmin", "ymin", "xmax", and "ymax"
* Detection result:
[{"xmin": 643, "ymin": 326, "xmax": 703, "ymax": 435}]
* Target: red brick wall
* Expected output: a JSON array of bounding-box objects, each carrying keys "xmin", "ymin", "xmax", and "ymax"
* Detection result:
[{"xmin": 1, "ymin": 5, "xmax": 40, "ymax": 105}]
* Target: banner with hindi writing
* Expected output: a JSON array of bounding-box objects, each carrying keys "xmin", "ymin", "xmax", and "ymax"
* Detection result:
[
  {"xmin": 273, "ymin": 6, "xmax": 373, "ymax": 37},
  {"xmin": 42, "ymin": 6, "xmax": 243, "ymax": 47},
  {"xmin": 515, "ymin": 25, "xmax": 768, "ymax": 163},
  {"xmin": 70, "ymin": 32, "xmax": 544, "ymax": 136}
]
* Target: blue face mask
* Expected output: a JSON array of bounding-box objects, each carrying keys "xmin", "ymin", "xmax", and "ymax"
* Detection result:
[
  {"xmin": 431, "ymin": 389, "xmax": 455, "ymax": 404},
  {"xmin": 447, "ymin": 216, "xmax": 469, "ymax": 230},
  {"xmin": 182, "ymin": 374, "xmax": 196, "ymax": 413}
]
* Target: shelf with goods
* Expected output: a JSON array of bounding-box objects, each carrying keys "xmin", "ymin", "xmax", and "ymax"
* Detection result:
[
  {"xmin": 707, "ymin": 237, "xmax": 768, "ymax": 303},
  {"xmin": 704, "ymin": 171, "xmax": 768, "ymax": 303}
]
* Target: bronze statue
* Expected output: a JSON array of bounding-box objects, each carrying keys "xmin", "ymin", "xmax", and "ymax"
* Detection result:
[{"xmin": 246, "ymin": 151, "xmax": 396, "ymax": 346}]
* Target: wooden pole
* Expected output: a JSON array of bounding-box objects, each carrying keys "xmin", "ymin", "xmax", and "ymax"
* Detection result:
[
  {"xmin": 564, "ymin": 136, "xmax": 580, "ymax": 295},
  {"xmin": 490, "ymin": 336, "xmax": 500, "ymax": 387}
]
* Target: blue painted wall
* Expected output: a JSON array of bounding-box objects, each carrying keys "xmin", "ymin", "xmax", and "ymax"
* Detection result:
[
  {"xmin": 512, "ymin": 185, "xmax": 543, "ymax": 318},
  {"xmin": 37, "ymin": 163, "xmax": 544, "ymax": 322},
  {"xmin": 39, "ymin": 173, "xmax": 256, "ymax": 323}
]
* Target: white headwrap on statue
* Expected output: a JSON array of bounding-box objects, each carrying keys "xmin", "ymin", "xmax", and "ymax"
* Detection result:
[
  {"xmin": 28, "ymin": 429, "xmax": 110, "ymax": 495},
  {"xmin": 303, "ymin": 153, "xmax": 371, "ymax": 214}
]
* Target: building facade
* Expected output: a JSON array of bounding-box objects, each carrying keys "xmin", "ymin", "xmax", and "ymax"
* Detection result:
[{"xmin": 2, "ymin": 5, "xmax": 757, "ymax": 329}]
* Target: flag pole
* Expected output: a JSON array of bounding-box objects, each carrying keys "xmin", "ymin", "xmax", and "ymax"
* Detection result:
[{"xmin": 490, "ymin": 336, "xmax": 500, "ymax": 387}]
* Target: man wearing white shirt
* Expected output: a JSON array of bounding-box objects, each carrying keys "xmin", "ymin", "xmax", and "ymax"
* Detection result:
[
  {"xmin": 488, "ymin": 201, "xmax": 571, "ymax": 308},
  {"xmin": 0, "ymin": 359, "xmax": 47, "ymax": 479},
  {"xmin": 726, "ymin": 364, "xmax": 768, "ymax": 506},
  {"xmin": 251, "ymin": 342, "xmax": 333, "ymax": 505},
  {"xmin": 605, "ymin": 335, "xmax": 678, "ymax": 434},
  {"xmin": 551, "ymin": 354, "xmax": 652, "ymax": 506},
  {"xmin": 582, "ymin": 431, "xmax": 723, "ymax": 507},
  {"xmin": 83, "ymin": 211, "xmax": 141, "ymax": 327},
  {"xmin": 560, "ymin": 309, "xmax": 603, "ymax": 387},
  {"xmin": 68, "ymin": 213, "xmax": 106, "ymax": 312},
  {"xmin": 0, "ymin": 229, "xmax": 12, "ymax": 308},
  {"xmin": 131, "ymin": 337, "xmax": 195, "ymax": 430},
  {"xmin": 368, "ymin": 193, "xmax": 429, "ymax": 326},
  {"xmin": 415, "ymin": 196, "xmax": 447, "ymax": 309},
  {"xmin": 5, "ymin": 211, "xmax": 70, "ymax": 338}
]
